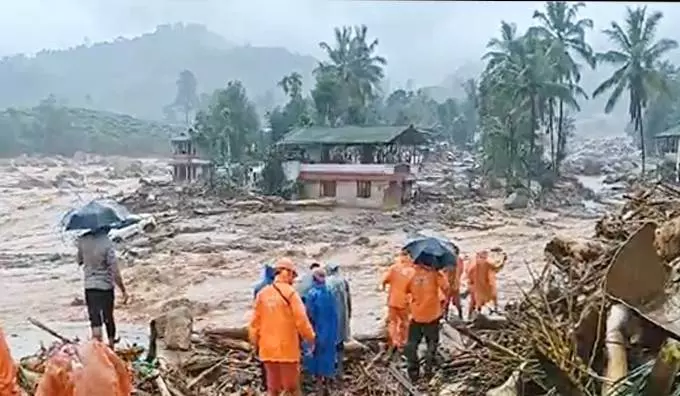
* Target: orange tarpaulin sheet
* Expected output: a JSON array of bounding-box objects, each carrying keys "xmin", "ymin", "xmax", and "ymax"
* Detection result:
[
  {"xmin": 35, "ymin": 341, "xmax": 132, "ymax": 396},
  {"xmin": 0, "ymin": 326, "xmax": 20, "ymax": 396}
]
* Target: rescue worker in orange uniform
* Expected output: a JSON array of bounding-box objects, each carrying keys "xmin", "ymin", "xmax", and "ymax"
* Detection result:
[
  {"xmin": 249, "ymin": 258, "xmax": 316, "ymax": 396},
  {"xmin": 381, "ymin": 250, "xmax": 416, "ymax": 350},
  {"xmin": 465, "ymin": 249, "xmax": 506, "ymax": 318},
  {"xmin": 404, "ymin": 257, "xmax": 449, "ymax": 381},
  {"xmin": 442, "ymin": 256, "xmax": 465, "ymax": 319},
  {"xmin": 0, "ymin": 325, "xmax": 20, "ymax": 396}
]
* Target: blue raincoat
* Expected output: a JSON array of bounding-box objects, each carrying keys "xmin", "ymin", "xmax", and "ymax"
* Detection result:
[
  {"xmin": 253, "ymin": 264, "xmax": 275, "ymax": 299},
  {"xmin": 303, "ymin": 279, "xmax": 339, "ymax": 377}
]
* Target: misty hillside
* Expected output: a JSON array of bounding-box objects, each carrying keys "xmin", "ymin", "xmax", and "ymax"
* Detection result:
[
  {"xmin": 0, "ymin": 23, "xmax": 317, "ymax": 120},
  {"xmin": 0, "ymin": 105, "xmax": 184, "ymax": 157}
]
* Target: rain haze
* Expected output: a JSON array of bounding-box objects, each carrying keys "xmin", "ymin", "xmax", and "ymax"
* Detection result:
[
  {"xmin": 2, "ymin": 0, "xmax": 680, "ymax": 86},
  {"xmin": 1, "ymin": 1, "xmax": 679, "ymax": 393}
]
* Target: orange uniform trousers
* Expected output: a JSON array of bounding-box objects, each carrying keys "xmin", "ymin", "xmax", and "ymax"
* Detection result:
[
  {"xmin": 264, "ymin": 362, "xmax": 300, "ymax": 395},
  {"xmin": 387, "ymin": 306, "xmax": 410, "ymax": 348}
]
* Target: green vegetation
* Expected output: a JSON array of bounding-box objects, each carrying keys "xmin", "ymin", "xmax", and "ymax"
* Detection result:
[
  {"xmin": 478, "ymin": 2, "xmax": 677, "ymax": 186},
  {"xmin": 0, "ymin": 96, "xmax": 184, "ymax": 157},
  {"xmin": 1, "ymin": 2, "xmax": 678, "ymax": 189},
  {"xmin": 593, "ymin": 6, "xmax": 678, "ymax": 173},
  {"xmin": 188, "ymin": 2, "xmax": 678, "ymax": 194},
  {"xmin": 0, "ymin": 23, "xmax": 317, "ymax": 120}
]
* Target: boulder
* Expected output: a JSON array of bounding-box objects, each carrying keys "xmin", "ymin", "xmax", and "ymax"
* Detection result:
[
  {"xmin": 503, "ymin": 191, "xmax": 529, "ymax": 210},
  {"xmin": 162, "ymin": 306, "xmax": 193, "ymax": 351}
]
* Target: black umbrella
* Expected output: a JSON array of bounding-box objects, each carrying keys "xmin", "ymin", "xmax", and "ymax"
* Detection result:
[
  {"xmin": 63, "ymin": 200, "xmax": 136, "ymax": 231},
  {"xmin": 403, "ymin": 236, "xmax": 459, "ymax": 270}
]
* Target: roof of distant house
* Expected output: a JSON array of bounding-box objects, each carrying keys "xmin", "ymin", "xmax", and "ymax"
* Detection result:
[
  {"xmin": 170, "ymin": 129, "xmax": 192, "ymax": 142},
  {"xmin": 277, "ymin": 125, "xmax": 429, "ymax": 146},
  {"xmin": 656, "ymin": 124, "xmax": 680, "ymax": 138}
]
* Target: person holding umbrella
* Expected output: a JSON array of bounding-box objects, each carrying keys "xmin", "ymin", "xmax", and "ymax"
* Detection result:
[
  {"xmin": 77, "ymin": 226, "xmax": 128, "ymax": 348},
  {"xmin": 65, "ymin": 200, "xmax": 133, "ymax": 348},
  {"xmin": 401, "ymin": 236, "xmax": 457, "ymax": 382}
]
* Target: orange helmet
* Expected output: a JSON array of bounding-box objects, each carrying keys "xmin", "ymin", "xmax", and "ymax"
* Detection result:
[{"xmin": 275, "ymin": 257, "xmax": 296, "ymax": 273}]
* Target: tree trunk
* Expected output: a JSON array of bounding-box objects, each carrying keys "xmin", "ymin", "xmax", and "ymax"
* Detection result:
[
  {"xmin": 556, "ymin": 100, "xmax": 565, "ymax": 175},
  {"xmin": 639, "ymin": 111, "xmax": 646, "ymax": 177},
  {"xmin": 548, "ymin": 100, "xmax": 555, "ymax": 174},
  {"xmin": 528, "ymin": 96, "xmax": 537, "ymax": 190}
]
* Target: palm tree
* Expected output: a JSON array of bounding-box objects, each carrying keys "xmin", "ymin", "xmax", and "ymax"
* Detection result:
[
  {"xmin": 316, "ymin": 25, "xmax": 387, "ymax": 123},
  {"xmin": 530, "ymin": 1, "xmax": 594, "ymax": 173},
  {"xmin": 482, "ymin": 22, "xmax": 579, "ymax": 187},
  {"xmin": 593, "ymin": 6, "xmax": 678, "ymax": 175},
  {"xmin": 278, "ymin": 72, "xmax": 303, "ymax": 99}
]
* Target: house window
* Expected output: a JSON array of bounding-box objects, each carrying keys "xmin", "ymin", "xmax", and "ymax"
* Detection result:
[
  {"xmin": 321, "ymin": 181, "xmax": 336, "ymax": 197},
  {"xmin": 357, "ymin": 181, "xmax": 371, "ymax": 198}
]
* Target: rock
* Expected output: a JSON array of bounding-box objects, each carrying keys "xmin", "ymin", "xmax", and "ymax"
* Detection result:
[
  {"xmin": 503, "ymin": 191, "xmax": 529, "ymax": 210},
  {"xmin": 352, "ymin": 236, "xmax": 370, "ymax": 246},
  {"xmin": 162, "ymin": 306, "xmax": 193, "ymax": 351},
  {"xmin": 53, "ymin": 170, "xmax": 85, "ymax": 189}
]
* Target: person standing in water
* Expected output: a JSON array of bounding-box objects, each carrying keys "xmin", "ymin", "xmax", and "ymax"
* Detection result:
[{"xmin": 77, "ymin": 226, "xmax": 128, "ymax": 348}]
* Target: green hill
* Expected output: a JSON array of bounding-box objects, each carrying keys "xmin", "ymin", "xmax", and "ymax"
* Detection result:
[
  {"xmin": 0, "ymin": 105, "xmax": 185, "ymax": 157},
  {"xmin": 0, "ymin": 23, "xmax": 318, "ymax": 120}
]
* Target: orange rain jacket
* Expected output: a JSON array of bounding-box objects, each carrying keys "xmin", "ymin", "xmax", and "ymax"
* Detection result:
[
  {"xmin": 406, "ymin": 265, "xmax": 449, "ymax": 323},
  {"xmin": 381, "ymin": 253, "xmax": 416, "ymax": 309},
  {"xmin": 466, "ymin": 251, "xmax": 503, "ymax": 310},
  {"xmin": 444, "ymin": 256, "xmax": 466, "ymax": 310},
  {"xmin": 35, "ymin": 341, "xmax": 132, "ymax": 396},
  {"xmin": 0, "ymin": 326, "xmax": 20, "ymax": 396},
  {"xmin": 249, "ymin": 273, "xmax": 316, "ymax": 363}
]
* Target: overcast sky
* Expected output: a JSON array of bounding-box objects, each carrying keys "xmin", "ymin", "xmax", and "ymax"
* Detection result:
[{"xmin": 2, "ymin": 1, "xmax": 679, "ymax": 86}]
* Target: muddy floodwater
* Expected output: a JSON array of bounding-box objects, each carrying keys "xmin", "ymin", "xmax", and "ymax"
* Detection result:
[{"xmin": 0, "ymin": 155, "xmax": 598, "ymax": 356}]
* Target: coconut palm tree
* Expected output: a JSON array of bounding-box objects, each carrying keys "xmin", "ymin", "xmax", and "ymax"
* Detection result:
[
  {"xmin": 316, "ymin": 25, "xmax": 387, "ymax": 124},
  {"xmin": 277, "ymin": 72, "xmax": 303, "ymax": 99},
  {"xmin": 481, "ymin": 22, "xmax": 579, "ymax": 187},
  {"xmin": 593, "ymin": 6, "xmax": 678, "ymax": 175},
  {"xmin": 530, "ymin": 1, "xmax": 594, "ymax": 173}
]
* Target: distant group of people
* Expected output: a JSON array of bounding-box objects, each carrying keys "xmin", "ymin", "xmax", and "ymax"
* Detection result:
[
  {"xmin": 381, "ymin": 248, "xmax": 505, "ymax": 381},
  {"xmin": 249, "ymin": 258, "xmax": 351, "ymax": 396}
]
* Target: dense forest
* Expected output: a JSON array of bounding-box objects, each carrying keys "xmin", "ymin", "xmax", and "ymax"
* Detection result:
[{"xmin": 0, "ymin": 96, "xmax": 184, "ymax": 157}]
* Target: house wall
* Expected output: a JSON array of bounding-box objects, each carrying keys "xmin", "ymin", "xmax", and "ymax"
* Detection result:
[
  {"xmin": 302, "ymin": 179, "xmax": 390, "ymax": 208},
  {"xmin": 303, "ymin": 180, "xmax": 321, "ymax": 198}
]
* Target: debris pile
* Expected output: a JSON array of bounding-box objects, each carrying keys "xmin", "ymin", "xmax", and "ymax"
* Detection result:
[
  {"xmin": 562, "ymin": 136, "xmax": 639, "ymax": 177},
  {"xmin": 427, "ymin": 181, "xmax": 680, "ymax": 395},
  {"xmin": 117, "ymin": 179, "xmax": 338, "ymax": 217}
]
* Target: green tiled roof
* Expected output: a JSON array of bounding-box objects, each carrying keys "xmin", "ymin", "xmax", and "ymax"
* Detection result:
[
  {"xmin": 656, "ymin": 124, "xmax": 680, "ymax": 138},
  {"xmin": 278, "ymin": 125, "xmax": 426, "ymax": 145}
]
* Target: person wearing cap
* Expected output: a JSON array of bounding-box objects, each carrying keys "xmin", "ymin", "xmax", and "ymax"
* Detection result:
[
  {"xmin": 325, "ymin": 262, "xmax": 352, "ymax": 380},
  {"xmin": 0, "ymin": 325, "xmax": 20, "ymax": 396},
  {"xmin": 302, "ymin": 267, "xmax": 338, "ymax": 394},
  {"xmin": 295, "ymin": 262, "xmax": 321, "ymax": 298},
  {"xmin": 249, "ymin": 257, "xmax": 315, "ymax": 396},
  {"xmin": 381, "ymin": 250, "xmax": 416, "ymax": 352},
  {"xmin": 404, "ymin": 256, "xmax": 449, "ymax": 382}
]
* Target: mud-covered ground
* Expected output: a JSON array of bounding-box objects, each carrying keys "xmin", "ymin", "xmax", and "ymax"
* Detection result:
[{"xmin": 0, "ymin": 153, "xmax": 600, "ymax": 355}]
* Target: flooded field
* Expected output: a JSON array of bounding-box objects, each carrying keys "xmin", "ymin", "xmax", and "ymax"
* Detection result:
[{"xmin": 0, "ymin": 154, "xmax": 599, "ymax": 355}]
